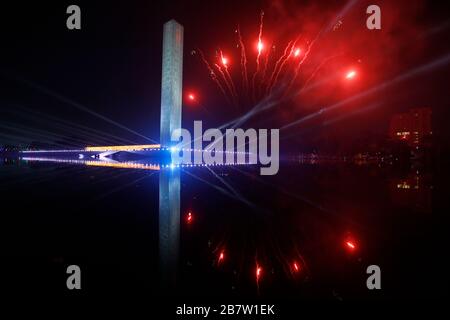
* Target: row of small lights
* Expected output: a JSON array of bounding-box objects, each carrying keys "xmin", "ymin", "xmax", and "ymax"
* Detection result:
[
  {"xmin": 164, "ymin": 146, "xmax": 252, "ymax": 155},
  {"xmin": 21, "ymin": 157, "xmax": 161, "ymax": 171},
  {"xmin": 21, "ymin": 148, "xmax": 252, "ymax": 155},
  {"xmin": 20, "ymin": 149, "xmax": 86, "ymax": 153},
  {"xmin": 20, "ymin": 157, "xmax": 253, "ymax": 170},
  {"xmin": 21, "ymin": 157, "xmax": 91, "ymax": 164},
  {"xmin": 161, "ymin": 161, "xmax": 253, "ymax": 170}
]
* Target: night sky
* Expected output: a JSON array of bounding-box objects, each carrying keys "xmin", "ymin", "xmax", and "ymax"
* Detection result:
[{"xmin": 1, "ymin": 0, "xmax": 449, "ymax": 151}]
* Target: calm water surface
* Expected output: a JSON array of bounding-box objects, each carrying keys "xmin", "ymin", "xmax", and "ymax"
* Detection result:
[{"xmin": 0, "ymin": 157, "xmax": 442, "ymax": 300}]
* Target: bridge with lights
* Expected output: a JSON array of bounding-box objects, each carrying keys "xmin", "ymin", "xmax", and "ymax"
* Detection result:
[
  {"xmin": 17, "ymin": 21, "xmax": 182, "ymax": 167},
  {"xmin": 19, "ymin": 21, "xmax": 253, "ymax": 173}
]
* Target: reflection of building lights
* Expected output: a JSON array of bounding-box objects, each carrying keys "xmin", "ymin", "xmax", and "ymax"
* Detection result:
[
  {"xmin": 390, "ymin": 108, "xmax": 432, "ymax": 147},
  {"xmin": 396, "ymin": 178, "xmax": 420, "ymax": 190},
  {"xmin": 397, "ymin": 182, "xmax": 411, "ymax": 189}
]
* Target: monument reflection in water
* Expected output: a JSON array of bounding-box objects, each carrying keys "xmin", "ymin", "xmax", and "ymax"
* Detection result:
[{"xmin": 159, "ymin": 169, "xmax": 180, "ymax": 292}]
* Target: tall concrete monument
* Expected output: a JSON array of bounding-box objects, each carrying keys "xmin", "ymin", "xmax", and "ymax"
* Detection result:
[
  {"xmin": 160, "ymin": 19, "xmax": 184, "ymax": 146},
  {"xmin": 159, "ymin": 20, "xmax": 183, "ymax": 292}
]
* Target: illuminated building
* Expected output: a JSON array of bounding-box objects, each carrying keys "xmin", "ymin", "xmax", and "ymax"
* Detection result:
[
  {"xmin": 390, "ymin": 172, "xmax": 432, "ymax": 214},
  {"xmin": 389, "ymin": 108, "xmax": 432, "ymax": 147}
]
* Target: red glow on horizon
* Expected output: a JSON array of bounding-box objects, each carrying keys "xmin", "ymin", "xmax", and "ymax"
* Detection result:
[{"xmin": 346, "ymin": 70, "xmax": 357, "ymax": 79}]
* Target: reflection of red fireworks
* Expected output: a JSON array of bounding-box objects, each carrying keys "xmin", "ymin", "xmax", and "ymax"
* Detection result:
[
  {"xmin": 187, "ymin": 212, "xmax": 193, "ymax": 224},
  {"xmin": 218, "ymin": 250, "xmax": 225, "ymax": 264},
  {"xmin": 256, "ymin": 265, "xmax": 262, "ymax": 281}
]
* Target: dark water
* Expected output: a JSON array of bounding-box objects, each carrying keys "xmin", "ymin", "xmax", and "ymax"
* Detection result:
[{"xmin": 0, "ymin": 157, "xmax": 444, "ymax": 302}]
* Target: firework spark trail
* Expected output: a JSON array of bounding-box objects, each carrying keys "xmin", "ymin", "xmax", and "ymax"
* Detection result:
[
  {"xmin": 325, "ymin": 0, "xmax": 359, "ymax": 33},
  {"xmin": 279, "ymin": 5, "xmax": 351, "ymax": 100},
  {"xmin": 251, "ymin": 70, "xmax": 258, "ymax": 103},
  {"xmin": 219, "ymin": 49, "xmax": 239, "ymax": 105},
  {"xmin": 261, "ymin": 43, "xmax": 271, "ymax": 81},
  {"xmin": 301, "ymin": 54, "xmax": 342, "ymax": 91},
  {"xmin": 260, "ymin": 42, "xmax": 273, "ymax": 91},
  {"xmin": 251, "ymin": 11, "xmax": 265, "ymax": 102},
  {"xmin": 197, "ymin": 49, "xmax": 231, "ymax": 104},
  {"xmin": 270, "ymin": 46, "xmax": 294, "ymax": 92},
  {"xmin": 237, "ymin": 25, "xmax": 249, "ymax": 93},
  {"xmin": 267, "ymin": 40, "xmax": 295, "ymax": 94},
  {"xmin": 214, "ymin": 63, "xmax": 238, "ymax": 106},
  {"xmin": 284, "ymin": 36, "xmax": 319, "ymax": 96},
  {"xmin": 255, "ymin": 10, "xmax": 264, "ymax": 73},
  {"xmin": 269, "ymin": 40, "xmax": 293, "ymax": 77}
]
